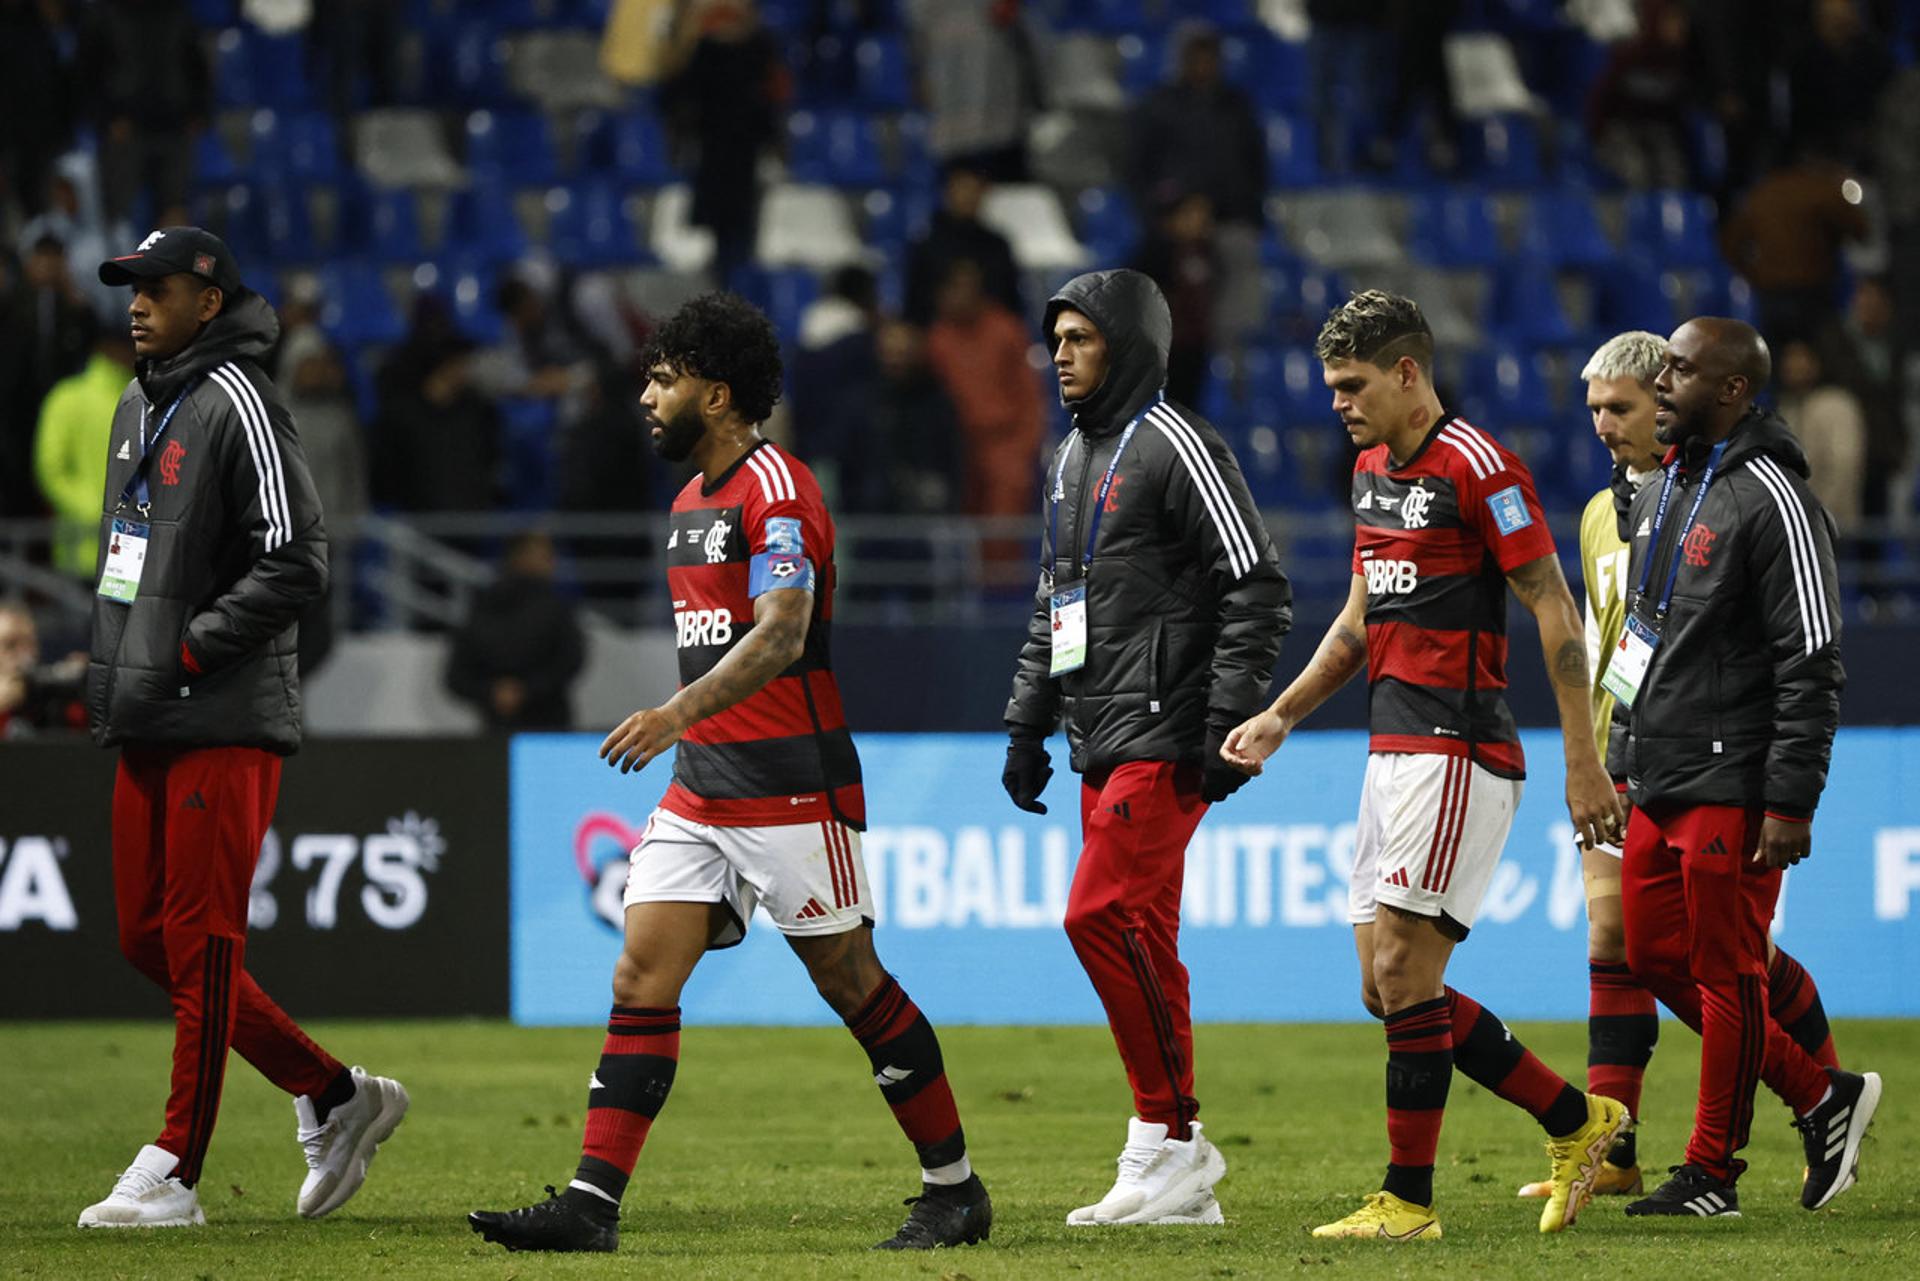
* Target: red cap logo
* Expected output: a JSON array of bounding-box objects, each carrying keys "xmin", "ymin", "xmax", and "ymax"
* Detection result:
[{"xmin": 194, "ymin": 253, "xmax": 216, "ymax": 277}]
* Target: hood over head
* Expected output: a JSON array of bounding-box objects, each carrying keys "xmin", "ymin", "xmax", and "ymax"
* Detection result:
[
  {"xmin": 137, "ymin": 289, "xmax": 280, "ymax": 405},
  {"xmin": 1042, "ymin": 268, "xmax": 1170, "ymax": 436}
]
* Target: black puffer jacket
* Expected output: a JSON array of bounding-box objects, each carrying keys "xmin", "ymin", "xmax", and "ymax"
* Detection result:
[
  {"xmin": 1005, "ymin": 269, "xmax": 1291, "ymax": 775},
  {"xmin": 1607, "ymin": 408, "xmax": 1843, "ymax": 817},
  {"xmin": 86, "ymin": 292, "xmax": 326, "ymax": 755}
]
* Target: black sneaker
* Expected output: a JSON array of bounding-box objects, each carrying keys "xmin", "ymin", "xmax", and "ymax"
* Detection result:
[
  {"xmin": 469, "ymin": 1186, "xmax": 618, "ymax": 1253},
  {"xmin": 1796, "ymin": 1068, "xmax": 1883, "ymax": 1209},
  {"xmin": 872, "ymin": 1174, "xmax": 992, "ymax": 1250},
  {"xmin": 1624, "ymin": 1164, "xmax": 1741, "ymax": 1218}
]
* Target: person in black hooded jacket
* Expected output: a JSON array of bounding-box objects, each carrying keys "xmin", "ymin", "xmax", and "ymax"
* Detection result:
[
  {"xmin": 1603, "ymin": 317, "xmax": 1880, "ymax": 1219},
  {"xmin": 77, "ymin": 228, "xmax": 407, "ymax": 1232},
  {"xmin": 1001, "ymin": 268, "xmax": 1290, "ymax": 1226}
]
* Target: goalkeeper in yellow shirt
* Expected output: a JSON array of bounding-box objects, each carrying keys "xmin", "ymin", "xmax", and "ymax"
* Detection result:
[{"xmin": 1516, "ymin": 330, "xmax": 1846, "ymax": 1203}]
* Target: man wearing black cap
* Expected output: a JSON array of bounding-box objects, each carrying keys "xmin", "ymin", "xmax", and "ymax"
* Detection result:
[
  {"xmin": 1002, "ymin": 268, "xmax": 1291, "ymax": 1226},
  {"xmin": 77, "ymin": 228, "xmax": 408, "ymax": 1230}
]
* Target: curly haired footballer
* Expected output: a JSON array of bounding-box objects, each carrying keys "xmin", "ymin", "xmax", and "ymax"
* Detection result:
[
  {"xmin": 1313, "ymin": 289, "xmax": 1435, "ymax": 375},
  {"xmin": 641, "ymin": 291, "xmax": 784, "ymax": 424}
]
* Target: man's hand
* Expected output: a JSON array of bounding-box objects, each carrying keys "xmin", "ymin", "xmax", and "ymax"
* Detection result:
[
  {"xmin": 600, "ymin": 705, "xmax": 689, "ymax": 774},
  {"xmin": 1219, "ymin": 708, "xmax": 1291, "ymax": 776},
  {"xmin": 1756, "ymin": 816, "xmax": 1812, "ymax": 869},
  {"xmin": 1002, "ymin": 736, "xmax": 1053, "ymax": 814},
  {"xmin": 1566, "ymin": 758, "xmax": 1627, "ymax": 851}
]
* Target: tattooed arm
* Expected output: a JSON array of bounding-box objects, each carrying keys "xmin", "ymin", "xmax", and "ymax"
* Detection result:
[
  {"xmin": 601, "ymin": 588, "xmax": 812, "ymax": 773},
  {"xmin": 1220, "ymin": 573, "xmax": 1369, "ymax": 775},
  {"xmin": 1507, "ymin": 553, "xmax": 1626, "ymax": 847}
]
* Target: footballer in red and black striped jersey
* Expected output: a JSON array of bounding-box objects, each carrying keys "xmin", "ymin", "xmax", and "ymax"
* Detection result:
[
  {"xmin": 1351, "ymin": 415, "xmax": 1556, "ymax": 779},
  {"xmin": 661, "ymin": 437, "xmax": 864, "ymax": 831}
]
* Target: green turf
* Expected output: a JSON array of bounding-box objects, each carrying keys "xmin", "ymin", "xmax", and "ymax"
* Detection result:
[{"xmin": 0, "ymin": 1018, "xmax": 1912, "ymax": 1279}]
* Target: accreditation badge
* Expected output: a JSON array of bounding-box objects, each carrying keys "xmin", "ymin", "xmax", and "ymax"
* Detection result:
[
  {"xmin": 1599, "ymin": 613, "xmax": 1660, "ymax": 708},
  {"xmin": 1049, "ymin": 583, "xmax": 1088, "ymax": 676},
  {"xmin": 97, "ymin": 517, "xmax": 150, "ymax": 604}
]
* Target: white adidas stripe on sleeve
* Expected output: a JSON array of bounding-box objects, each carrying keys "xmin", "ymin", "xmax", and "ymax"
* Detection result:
[
  {"xmin": 743, "ymin": 452, "xmax": 778, "ymax": 503},
  {"xmin": 208, "ymin": 364, "xmax": 290, "ymax": 552},
  {"xmin": 1750, "ymin": 457, "xmax": 1832, "ymax": 655},
  {"xmin": 761, "ymin": 446, "xmax": 798, "ymax": 500},
  {"xmin": 1446, "ymin": 421, "xmax": 1506, "ymax": 476},
  {"xmin": 1147, "ymin": 405, "xmax": 1255, "ymax": 578}
]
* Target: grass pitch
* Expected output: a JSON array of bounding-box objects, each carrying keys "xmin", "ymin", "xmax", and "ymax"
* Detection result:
[{"xmin": 0, "ymin": 1018, "xmax": 1913, "ymax": 1279}]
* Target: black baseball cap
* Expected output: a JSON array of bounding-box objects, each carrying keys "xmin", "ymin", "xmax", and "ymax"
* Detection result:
[{"xmin": 99, "ymin": 226, "xmax": 244, "ymax": 294}]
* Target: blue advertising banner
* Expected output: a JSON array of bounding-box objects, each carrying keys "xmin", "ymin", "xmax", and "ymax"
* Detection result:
[{"xmin": 510, "ymin": 730, "xmax": 1920, "ymax": 1026}]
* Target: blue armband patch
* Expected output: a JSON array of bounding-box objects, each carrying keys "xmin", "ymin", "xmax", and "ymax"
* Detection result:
[
  {"xmin": 748, "ymin": 552, "xmax": 816, "ymax": 596},
  {"xmin": 1486, "ymin": 484, "xmax": 1533, "ymax": 535},
  {"xmin": 764, "ymin": 516, "xmax": 805, "ymax": 555}
]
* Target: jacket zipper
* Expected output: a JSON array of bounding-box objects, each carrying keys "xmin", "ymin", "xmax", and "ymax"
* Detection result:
[{"xmin": 1068, "ymin": 436, "xmax": 1098, "ymax": 578}]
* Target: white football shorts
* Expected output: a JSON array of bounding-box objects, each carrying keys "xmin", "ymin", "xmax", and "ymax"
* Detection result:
[
  {"xmin": 1348, "ymin": 751, "xmax": 1522, "ymax": 933},
  {"xmin": 623, "ymin": 807, "xmax": 872, "ymax": 945}
]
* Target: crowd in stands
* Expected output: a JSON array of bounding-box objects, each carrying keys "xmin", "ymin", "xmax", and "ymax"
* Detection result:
[{"xmin": 4, "ymin": 0, "xmax": 1920, "ymax": 669}]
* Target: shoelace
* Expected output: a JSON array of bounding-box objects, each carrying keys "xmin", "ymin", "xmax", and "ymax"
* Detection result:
[
  {"xmin": 112, "ymin": 1163, "xmax": 165, "ymax": 1199},
  {"xmin": 1115, "ymin": 1141, "xmax": 1160, "ymax": 1182},
  {"xmin": 297, "ymin": 1117, "xmax": 336, "ymax": 1169}
]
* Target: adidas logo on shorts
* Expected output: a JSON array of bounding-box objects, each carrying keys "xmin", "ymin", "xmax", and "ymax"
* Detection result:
[{"xmin": 795, "ymin": 898, "xmax": 831, "ymax": 921}]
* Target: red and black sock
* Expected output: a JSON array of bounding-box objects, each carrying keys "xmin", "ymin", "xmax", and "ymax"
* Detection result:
[
  {"xmin": 567, "ymin": 1005, "xmax": 680, "ymax": 1215},
  {"xmin": 847, "ymin": 976, "xmax": 969, "ymax": 1184},
  {"xmin": 1446, "ymin": 987, "xmax": 1589, "ymax": 1138},
  {"xmin": 1382, "ymin": 995, "xmax": 1452, "ymax": 1208},
  {"xmin": 1588, "ymin": 960, "xmax": 1657, "ymax": 1163},
  {"xmin": 1768, "ymin": 949, "xmax": 1838, "ymax": 1070}
]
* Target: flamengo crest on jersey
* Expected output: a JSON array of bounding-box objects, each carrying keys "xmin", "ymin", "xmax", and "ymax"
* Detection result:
[{"xmin": 663, "ymin": 441, "xmax": 864, "ymax": 829}]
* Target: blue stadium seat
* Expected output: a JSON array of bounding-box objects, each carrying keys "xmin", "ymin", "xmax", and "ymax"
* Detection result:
[
  {"xmin": 214, "ymin": 29, "xmax": 311, "ymax": 111},
  {"xmin": 1516, "ymin": 190, "xmax": 1616, "ymax": 268},
  {"xmin": 444, "ymin": 181, "xmax": 530, "ymax": 263},
  {"xmin": 198, "ymin": 184, "xmax": 266, "ymax": 264},
  {"xmin": 193, "ymin": 132, "xmax": 241, "ymax": 187},
  {"xmin": 1590, "ymin": 254, "xmax": 1678, "ymax": 335},
  {"xmin": 1467, "ymin": 114, "xmax": 1543, "ymax": 188},
  {"xmin": 486, "ymin": 0, "xmax": 571, "ymax": 29},
  {"xmin": 545, "ymin": 183, "xmax": 642, "ymax": 268},
  {"xmin": 1409, "ymin": 192, "xmax": 1503, "ymax": 268},
  {"xmin": 1487, "ymin": 257, "xmax": 1577, "ymax": 347},
  {"xmin": 426, "ymin": 23, "xmax": 516, "ymax": 107},
  {"xmin": 467, "ymin": 110, "xmax": 559, "ymax": 186},
  {"xmin": 1625, "ymin": 190, "xmax": 1722, "ymax": 270},
  {"xmin": 1058, "ymin": 0, "xmax": 1158, "ymax": 34},
  {"xmin": 316, "ymin": 264, "xmax": 406, "ymax": 347},
  {"xmin": 1114, "ymin": 32, "xmax": 1169, "ymax": 96},
  {"xmin": 855, "ymin": 35, "xmax": 912, "ymax": 110},
  {"xmin": 1265, "ymin": 113, "xmax": 1321, "ymax": 189},
  {"xmin": 189, "ymin": 0, "xmax": 235, "ymax": 25},
  {"xmin": 1075, "ymin": 187, "xmax": 1140, "ymax": 263},
  {"xmin": 787, "ymin": 110, "xmax": 887, "ymax": 187},
  {"xmin": 257, "ymin": 186, "xmax": 319, "ymax": 261},
  {"xmin": 497, "ymin": 397, "xmax": 561, "ymax": 511},
  {"xmin": 337, "ymin": 185, "xmax": 425, "ymax": 263},
  {"xmin": 1462, "ymin": 345, "xmax": 1556, "ymax": 428},
  {"xmin": 792, "ymin": 33, "xmax": 860, "ymax": 109},
  {"xmin": 733, "ymin": 266, "xmax": 820, "ymax": 348},
  {"xmin": 575, "ymin": 107, "xmax": 677, "ymax": 185},
  {"xmin": 859, "ymin": 186, "xmax": 933, "ymax": 246},
  {"xmin": 414, "ymin": 257, "xmax": 505, "ymax": 344},
  {"xmin": 249, "ymin": 111, "xmax": 342, "ymax": 185}
]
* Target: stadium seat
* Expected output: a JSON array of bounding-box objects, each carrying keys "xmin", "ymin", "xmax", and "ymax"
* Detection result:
[
  {"xmin": 1461, "ymin": 345, "xmax": 1556, "ymax": 428},
  {"xmin": 1114, "ymin": 31, "xmax": 1169, "ymax": 96},
  {"xmin": 575, "ymin": 107, "xmax": 677, "ymax": 185},
  {"xmin": 1467, "ymin": 114, "xmax": 1543, "ymax": 188},
  {"xmin": 497, "ymin": 397, "xmax": 561, "ymax": 511},
  {"xmin": 214, "ymin": 28, "xmax": 312, "ymax": 111},
  {"xmin": 1487, "ymin": 257, "xmax": 1577, "ymax": 347},
  {"xmin": 193, "ymin": 132, "xmax": 241, "ymax": 187},
  {"xmin": 855, "ymin": 35, "xmax": 912, "ymax": 110},
  {"xmin": 316, "ymin": 264, "xmax": 406, "ymax": 347},
  {"xmin": 1266, "ymin": 113, "xmax": 1322, "ymax": 189},
  {"xmin": 648, "ymin": 184, "xmax": 716, "ymax": 274},
  {"xmin": 756, "ymin": 185, "xmax": 863, "ymax": 271},
  {"xmin": 426, "ymin": 23, "xmax": 517, "ymax": 107},
  {"xmin": 249, "ymin": 111, "xmax": 342, "ymax": 185},
  {"xmin": 1625, "ymin": 190, "xmax": 1722, "ymax": 270},
  {"xmin": 1075, "ymin": 187, "xmax": 1140, "ymax": 263},
  {"xmin": 189, "ymin": 0, "xmax": 234, "ymax": 25},
  {"xmin": 1590, "ymin": 253, "xmax": 1678, "ymax": 336},
  {"xmin": 980, "ymin": 185, "xmax": 1089, "ymax": 272},
  {"xmin": 466, "ymin": 110, "xmax": 558, "ymax": 186},
  {"xmin": 1059, "ymin": 0, "xmax": 1158, "ymax": 34},
  {"xmin": 198, "ymin": 183, "xmax": 267, "ymax": 265},
  {"xmin": 1516, "ymin": 190, "xmax": 1617, "ymax": 269},
  {"xmin": 354, "ymin": 109, "xmax": 465, "ymax": 188},
  {"xmin": 444, "ymin": 181, "xmax": 531, "ymax": 263},
  {"xmin": 733, "ymin": 266, "xmax": 821, "ymax": 347},
  {"xmin": 787, "ymin": 110, "xmax": 887, "ymax": 187},
  {"xmin": 859, "ymin": 186, "xmax": 933, "ymax": 247},
  {"xmin": 257, "ymin": 186, "xmax": 319, "ymax": 262},
  {"xmin": 545, "ymin": 183, "xmax": 644, "ymax": 268},
  {"xmin": 336, "ymin": 185, "xmax": 426, "ymax": 263},
  {"xmin": 412, "ymin": 258, "xmax": 505, "ymax": 344},
  {"xmin": 1408, "ymin": 192, "xmax": 1504, "ymax": 268}
]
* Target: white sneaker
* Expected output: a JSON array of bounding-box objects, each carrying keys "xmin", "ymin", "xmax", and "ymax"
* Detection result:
[
  {"xmin": 296, "ymin": 1066, "xmax": 410, "ymax": 1218},
  {"xmin": 78, "ymin": 1145, "xmax": 206, "ymax": 1228},
  {"xmin": 1154, "ymin": 1190, "xmax": 1225, "ymax": 1225},
  {"xmin": 1065, "ymin": 1118, "xmax": 1228, "ymax": 1226}
]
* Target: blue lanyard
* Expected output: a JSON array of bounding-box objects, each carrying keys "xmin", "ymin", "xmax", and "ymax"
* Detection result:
[
  {"xmin": 117, "ymin": 379, "xmax": 201, "ymax": 515},
  {"xmin": 1636, "ymin": 439, "xmax": 1726, "ymax": 617},
  {"xmin": 1048, "ymin": 401, "xmax": 1156, "ymax": 575}
]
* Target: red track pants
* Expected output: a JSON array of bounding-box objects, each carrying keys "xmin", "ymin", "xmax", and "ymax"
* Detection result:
[
  {"xmin": 1621, "ymin": 803, "xmax": 1830, "ymax": 1182},
  {"xmin": 1066, "ymin": 760, "xmax": 1208, "ymax": 1138},
  {"xmin": 113, "ymin": 745, "xmax": 342, "ymax": 1186}
]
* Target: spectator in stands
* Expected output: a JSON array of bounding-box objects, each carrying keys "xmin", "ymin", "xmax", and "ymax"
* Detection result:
[
  {"xmin": 924, "ymin": 258, "xmax": 1044, "ymax": 549},
  {"xmin": 1131, "ymin": 191, "xmax": 1221, "ymax": 410},
  {"xmin": 376, "ymin": 291, "xmax": 464, "ymax": 406},
  {"xmin": 790, "ymin": 264, "xmax": 880, "ymax": 505},
  {"xmin": 1376, "ymin": 0, "xmax": 1464, "ymax": 174},
  {"xmin": 1818, "ymin": 277, "xmax": 1906, "ymax": 531},
  {"xmin": 1777, "ymin": 338, "xmax": 1868, "ymax": 531},
  {"xmin": 77, "ymin": 0, "xmax": 209, "ymax": 224},
  {"xmin": 1307, "ymin": 0, "xmax": 1390, "ymax": 174},
  {"xmin": 1719, "ymin": 143, "xmax": 1869, "ymax": 345},
  {"xmin": 1585, "ymin": 0, "xmax": 1705, "ymax": 190},
  {"xmin": 20, "ymin": 160, "xmax": 132, "ymax": 320},
  {"xmin": 558, "ymin": 364, "xmax": 659, "ymax": 514},
  {"xmin": 34, "ymin": 320, "xmax": 131, "ymax": 581},
  {"xmin": 0, "ymin": 0, "xmax": 74, "ymax": 222},
  {"xmin": 474, "ymin": 274, "xmax": 594, "ymax": 408},
  {"xmin": 904, "ymin": 163, "xmax": 1022, "ymax": 327},
  {"xmin": 371, "ymin": 336, "xmax": 503, "ymax": 513},
  {"xmin": 908, "ymin": 0, "xmax": 1042, "ymax": 181},
  {"xmin": 281, "ymin": 325, "xmax": 369, "ymax": 534},
  {"xmin": 861, "ymin": 317, "xmax": 966, "ymax": 515},
  {"xmin": 1788, "ymin": 0, "xmax": 1892, "ymax": 168},
  {"xmin": 310, "ymin": 0, "xmax": 402, "ymax": 121},
  {"xmin": 446, "ymin": 530, "xmax": 586, "ymax": 732},
  {"xmin": 659, "ymin": 0, "xmax": 789, "ymax": 289},
  {"xmin": 1, "ymin": 235, "xmax": 95, "ymax": 516},
  {"xmin": 1692, "ymin": 0, "xmax": 1797, "ymax": 195},
  {"xmin": 1126, "ymin": 23, "xmax": 1265, "ymax": 232},
  {"xmin": 0, "ymin": 599, "xmax": 86, "ymax": 739}
]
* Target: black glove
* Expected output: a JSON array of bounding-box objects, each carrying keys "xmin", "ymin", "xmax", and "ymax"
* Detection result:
[
  {"xmin": 1002, "ymin": 734, "xmax": 1053, "ymax": 814},
  {"xmin": 1200, "ymin": 722, "xmax": 1251, "ymax": 804}
]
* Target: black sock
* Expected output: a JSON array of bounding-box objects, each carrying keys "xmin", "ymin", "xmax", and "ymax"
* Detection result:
[
  {"xmin": 311, "ymin": 1067, "xmax": 356, "ymax": 1126},
  {"xmin": 1610, "ymin": 1127, "xmax": 1638, "ymax": 1167},
  {"xmin": 1383, "ymin": 1162, "xmax": 1433, "ymax": 1208},
  {"xmin": 924, "ymin": 1174, "xmax": 982, "ymax": 1201}
]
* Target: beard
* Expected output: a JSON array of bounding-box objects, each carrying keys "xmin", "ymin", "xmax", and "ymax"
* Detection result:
[{"xmin": 647, "ymin": 402, "xmax": 705, "ymax": 462}]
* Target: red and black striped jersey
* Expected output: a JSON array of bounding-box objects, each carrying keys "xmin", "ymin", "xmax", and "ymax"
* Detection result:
[
  {"xmin": 661, "ymin": 440, "xmax": 864, "ymax": 829},
  {"xmin": 1350, "ymin": 416, "xmax": 1555, "ymax": 779}
]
